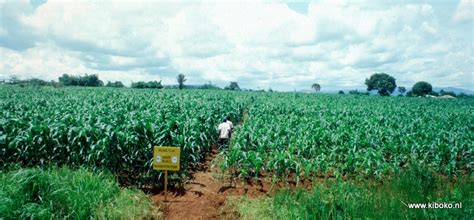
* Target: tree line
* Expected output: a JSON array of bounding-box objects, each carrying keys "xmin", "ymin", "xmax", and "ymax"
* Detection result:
[
  {"xmin": 2, "ymin": 72, "xmax": 470, "ymax": 97},
  {"xmin": 2, "ymin": 73, "xmax": 242, "ymax": 91},
  {"xmin": 312, "ymin": 73, "xmax": 470, "ymax": 98}
]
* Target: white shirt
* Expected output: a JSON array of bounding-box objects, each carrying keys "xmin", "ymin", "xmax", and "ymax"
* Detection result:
[
  {"xmin": 227, "ymin": 120, "xmax": 233, "ymax": 129},
  {"xmin": 218, "ymin": 122, "xmax": 231, "ymax": 139}
]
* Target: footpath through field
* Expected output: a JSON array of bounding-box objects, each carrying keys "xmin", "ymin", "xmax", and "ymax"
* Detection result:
[
  {"xmin": 151, "ymin": 112, "xmax": 268, "ymax": 219},
  {"xmin": 151, "ymin": 146, "xmax": 269, "ymax": 219}
]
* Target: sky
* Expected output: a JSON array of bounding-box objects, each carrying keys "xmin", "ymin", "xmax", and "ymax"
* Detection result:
[{"xmin": 0, "ymin": 0, "xmax": 473, "ymax": 91}]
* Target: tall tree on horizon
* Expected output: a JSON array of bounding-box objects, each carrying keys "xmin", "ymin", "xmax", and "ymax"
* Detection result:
[
  {"xmin": 411, "ymin": 81, "xmax": 433, "ymax": 97},
  {"xmin": 177, "ymin": 74, "xmax": 186, "ymax": 90},
  {"xmin": 311, "ymin": 83, "xmax": 321, "ymax": 92},
  {"xmin": 365, "ymin": 73, "xmax": 397, "ymax": 96},
  {"xmin": 225, "ymin": 81, "xmax": 241, "ymax": 91}
]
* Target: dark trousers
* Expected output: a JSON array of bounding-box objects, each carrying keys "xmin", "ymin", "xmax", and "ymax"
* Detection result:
[{"xmin": 218, "ymin": 138, "xmax": 229, "ymax": 150}]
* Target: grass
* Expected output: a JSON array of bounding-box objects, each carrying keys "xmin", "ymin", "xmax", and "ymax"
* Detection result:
[
  {"xmin": 0, "ymin": 167, "xmax": 160, "ymax": 219},
  {"xmin": 228, "ymin": 165, "xmax": 473, "ymax": 219}
]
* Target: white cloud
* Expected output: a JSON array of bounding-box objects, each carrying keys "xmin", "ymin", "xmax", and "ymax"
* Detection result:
[
  {"xmin": 453, "ymin": 0, "xmax": 473, "ymax": 23},
  {"xmin": 0, "ymin": 0, "xmax": 472, "ymax": 90},
  {"xmin": 0, "ymin": 44, "xmax": 87, "ymax": 80}
]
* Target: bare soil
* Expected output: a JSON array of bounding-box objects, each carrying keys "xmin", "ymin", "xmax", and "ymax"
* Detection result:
[{"xmin": 151, "ymin": 147, "xmax": 271, "ymax": 220}]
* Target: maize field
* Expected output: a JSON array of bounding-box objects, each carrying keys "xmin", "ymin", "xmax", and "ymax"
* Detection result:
[
  {"xmin": 1, "ymin": 86, "xmax": 472, "ymax": 187},
  {"xmin": 224, "ymin": 93, "xmax": 473, "ymax": 183},
  {"xmin": 0, "ymin": 86, "xmax": 245, "ymax": 186}
]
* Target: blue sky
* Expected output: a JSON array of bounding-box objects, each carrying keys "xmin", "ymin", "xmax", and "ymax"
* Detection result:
[{"xmin": 0, "ymin": 0, "xmax": 472, "ymax": 91}]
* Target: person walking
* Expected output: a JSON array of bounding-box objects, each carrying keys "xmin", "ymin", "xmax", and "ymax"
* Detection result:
[
  {"xmin": 218, "ymin": 118, "xmax": 232, "ymax": 150},
  {"xmin": 225, "ymin": 116, "xmax": 233, "ymax": 137}
]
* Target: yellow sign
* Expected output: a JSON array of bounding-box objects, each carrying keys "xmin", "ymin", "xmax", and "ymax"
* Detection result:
[{"xmin": 153, "ymin": 146, "xmax": 180, "ymax": 171}]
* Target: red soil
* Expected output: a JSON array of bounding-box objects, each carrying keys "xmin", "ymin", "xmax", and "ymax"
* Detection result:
[{"xmin": 151, "ymin": 148, "xmax": 270, "ymax": 220}]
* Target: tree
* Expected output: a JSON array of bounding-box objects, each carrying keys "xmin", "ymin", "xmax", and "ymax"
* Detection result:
[
  {"xmin": 5, "ymin": 76, "xmax": 53, "ymax": 87},
  {"xmin": 398, "ymin": 86, "xmax": 406, "ymax": 95},
  {"xmin": 224, "ymin": 82, "xmax": 240, "ymax": 91},
  {"xmin": 177, "ymin": 74, "xmax": 186, "ymax": 90},
  {"xmin": 338, "ymin": 90, "xmax": 345, "ymax": 94},
  {"xmin": 26, "ymin": 78, "xmax": 49, "ymax": 86},
  {"xmin": 131, "ymin": 80, "xmax": 163, "ymax": 89},
  {"xmin": 9, "ymin": 76, "xmax": 19, "ymax": 84},
  {"xmin": 58, "ymin": 74, "xmax": 76, "ymax": 86},
  {"xmin": 411, "ymin": 81, "xmax": 433, "ymax": 97},
  {"xmin": 365, "ymin": 73, "xmax": 397, "ymax": 96},
  {"xmin": 146, "ymin": 81, "xmax": 163, "ymax": 89},
  {"xmin": 82, "ymin": 74, "xmax": 103, "ymax": 86},
  {"xmin": 311, "ymin": 83, "xmax": 321, "ymax": 92},
  {"xmin": 58, "ymin": 74, "xmax": 103, "ymax": 87},
  {"xmin": 199, "ymin": 81, "xmax": 220, "ymax": 90},
  {"xmin": 349, "ymin": 89, "xmax": 369, "ymax": 95}
]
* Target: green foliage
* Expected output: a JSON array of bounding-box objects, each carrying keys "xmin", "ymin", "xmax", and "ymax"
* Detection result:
[
  {"xmin": 223, "ymin": 93, "xmax": 473, "ymax": 183},
  {"xmin": 199, "ymin": 82, "xmax": 221, "ymax": 90},
  {"xmin": 398, "ymin": 86, "xmax": 407, "ymax": 95},
  {"xmin": 226, "ymin": 196, "xmax": 273, "ymax": 219},
  {"xmin": 311, "ymin": 83, "xmax": 321, "ymax": 92},
  {"xmin": 439, "ymin": 89, "xmax": 457, "ymax": 97},
  {"xmin": 131, "ymin": 80, "xmax": 163, "ymax": 89},
  {"xmin": 338, "ymin": 90, "xmax": 345, "ymax": 94},
  {"xmin": 5, "ymin": 77, "xmax": 55, "ymax": 87},
  {"xmin": 0, "ymin": 167, "xmax": 156, "ymax": 219},
  {"xmin": 2, "ymin": 85, "xmax": 472, "ymax": 190},
  {"xmin": 231, "ymin": 167, "xmax": 473, "ymax": 219},
  {"xmin": 411, "ymin": 81, "xmax": 433, "ymax": 97},
  {"xmin": 105, "ymin": 81, "xmax": 125, "ymax": 88},
  {"xmin": 225, "ymin": 82, "xmax": 241, "ymax": 91},
  {"xmin": 58, "ymin": 74, "xmax": 103, "ymax": 87},
  {"xmin": 177, "ymin": 74, "xmax": 186, "ymax": 90},
  {"xmin": 457, "ymin": 93, "xmax": 474, "ymax": 99},
  {"xmin": 365, "ymin": 73, "xmax": 397, "ymax": 96},
  {"xmin": 0, "ymin": 86, "xmax": 245, "ymax": 186},
  {"xmin": 348, "ymin": 89, "xmax": 368, "ymax": 95}
]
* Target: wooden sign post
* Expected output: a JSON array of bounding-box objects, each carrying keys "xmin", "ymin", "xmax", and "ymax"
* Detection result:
[{"xmin": 153, "ymin": 146, "xmax": 180, "ymax": 202}]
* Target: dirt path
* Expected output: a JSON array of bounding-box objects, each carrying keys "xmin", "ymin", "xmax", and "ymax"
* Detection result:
[
  {"xmin": 151, "ymin": 146, "xmax": 269, "ymax": 220},
  {"xmin": 151, "ymin": 113, "xmax": 270, "ymax": 219}
]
